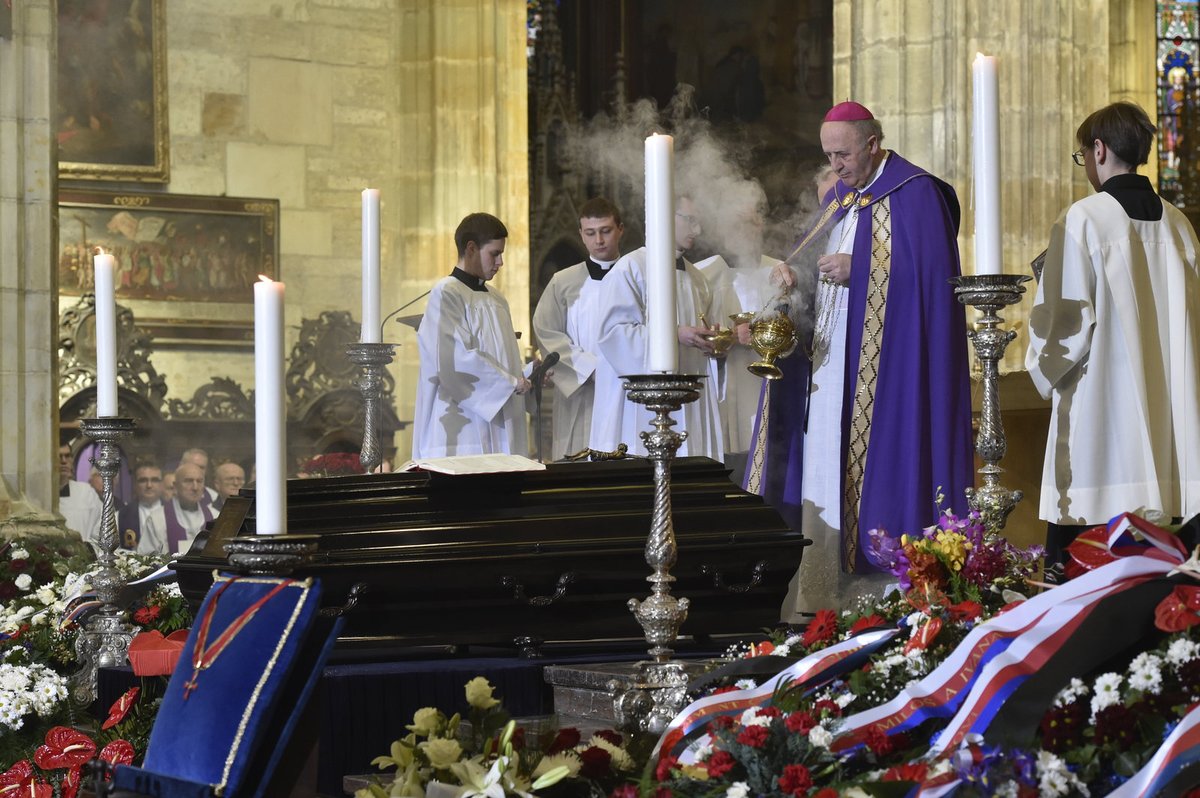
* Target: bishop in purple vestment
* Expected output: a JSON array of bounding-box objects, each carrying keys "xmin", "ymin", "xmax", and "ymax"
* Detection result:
[{"xmin": 746, "ymin": 102, "xmax": 974, "ymax": 605}]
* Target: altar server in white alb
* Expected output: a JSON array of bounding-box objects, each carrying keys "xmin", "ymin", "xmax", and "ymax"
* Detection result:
[
  {"xmin": 1027, "ymin": 101, "xmax": 1200, "ymax": 570},
  {"xmin": 590, "ymin": 196, "xmax": 724, "ymax": 460},
  {"xmin": 412, "ymin": 213, "xmax": 531, "ymax": 459},
  {"xmin": 533, "ymin": 198, "xmax": 625, "ymax": 460}
]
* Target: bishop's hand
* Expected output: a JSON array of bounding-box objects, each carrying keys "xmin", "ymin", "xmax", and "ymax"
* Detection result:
[
  {"xmin": 678, "ymin": 324, "xmax": 715, "ymax": 355},
  {"xmin": 817, "ymin": 253, "xmax": 851, "ymax": 285}
]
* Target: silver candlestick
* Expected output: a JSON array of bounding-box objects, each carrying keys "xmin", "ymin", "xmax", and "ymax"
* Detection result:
[
  {"xmin": 611, "ymin": 373, "xmax": 702, "ymax": 733},
  {"xmin": 950, "ymin": 274, "xmax": 1032, "ymax": 532},
  {"xmin": 72, "ymin": 416, "xmax": 137, "ymax": 703},
  {"xmin": 346, "ymin": 342, "xmax": 396, "ymax": 474}
]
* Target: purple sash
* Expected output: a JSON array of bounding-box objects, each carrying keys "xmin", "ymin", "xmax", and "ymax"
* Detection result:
[{"xmin": 163, "ymin": 500, "xmax": 214, "ymax": 552}]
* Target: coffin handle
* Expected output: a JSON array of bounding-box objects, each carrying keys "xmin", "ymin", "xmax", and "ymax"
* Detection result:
[
  {"xmin": 501, "ymin": 572, "xmax": 576, "ymax": 606},
  {"xmin": 700, "ymin": 560, "xmax": 768, "ymax": 594}
]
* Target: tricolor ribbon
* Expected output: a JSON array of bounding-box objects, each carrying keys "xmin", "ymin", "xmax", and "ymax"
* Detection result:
[
  {"xmin": 833, "ymin": 553, "xmax": 1181, "ymax": 754},
  {"xmin": 653, "ymin": 627, "xmax": 900, "ymax": 763},
  {"xmin": 1106, "ymin": 702, "xmax": 1200, "ymax": 797}
]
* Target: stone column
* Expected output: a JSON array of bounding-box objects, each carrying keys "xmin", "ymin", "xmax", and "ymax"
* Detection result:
[
  {"xmin": 0, "ymin": 0, "xmax": 67, "ymax": 538},
  {"xmin": 393, "ymin": 0, "xmax": 530, "ymax": 454},
  {"xmin": 831, "ymin": 0, "xmax": 1155, "ymax": 373}
]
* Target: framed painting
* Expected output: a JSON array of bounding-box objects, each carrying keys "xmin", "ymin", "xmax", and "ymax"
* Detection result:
[
  {"xmin": 58, "ymin": 189, "xmax": 279, "ymax": 349},
  {"xmin": 57, "ymin": 0, "xmax": 169, "ymax": 182}
]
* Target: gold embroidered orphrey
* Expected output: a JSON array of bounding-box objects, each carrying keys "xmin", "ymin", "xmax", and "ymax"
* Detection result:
[
  {"xmin": 842, "ymin": 197, "xmax": 892, "ymax": 572},
  {"xmin": 744, "ymin": 381, "xmax": 771, "ymax": 495}
]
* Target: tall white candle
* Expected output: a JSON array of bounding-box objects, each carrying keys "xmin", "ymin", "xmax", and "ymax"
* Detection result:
[
  {"xmin": 254, "ymin": 276, "xmax": 287, "ymax": 535},
  {"xmin": 645, "ymin": 134, "xmax": 678, "ymax": 372},
  {"xmin": 361, "ymin": 188, "xmax": 382, "ymax": 342},
  {"xmin": 93, "ymin": 252, "xmax": 118, "ymax": 417},
  {"xmin": 972, "ymin": 52, "xmax": 1002, "ymax": 275}
]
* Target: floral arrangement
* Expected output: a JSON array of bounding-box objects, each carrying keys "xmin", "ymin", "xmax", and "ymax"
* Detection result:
[
  {"xmin": 298, "ymin": 451, "xmax": 365, "ymax": 477},
  {"xmin": 358, "ymin": 676, "xmax": 641, "ymax": 798}
]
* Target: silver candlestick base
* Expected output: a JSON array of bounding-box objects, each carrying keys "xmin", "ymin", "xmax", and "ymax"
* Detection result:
[
  {"xmin": 950, "ymin": 274, "xmax": 1031, "ymax": 532},
  {"xmin": 346, "ymin": 342, "xmax": 396, "ymax": 474},
  {"xmin": 72, "ymin": 416, "xmax": 137, "ymax": 703},
  {"xmin": 610, "ymin": 373, "xmax": 703, "ymax": 733}
]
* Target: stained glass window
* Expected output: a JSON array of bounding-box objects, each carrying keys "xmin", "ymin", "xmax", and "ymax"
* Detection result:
[{"xmin": 1158, "ymin": 0, "xmax": 1199, "ymax": 208}]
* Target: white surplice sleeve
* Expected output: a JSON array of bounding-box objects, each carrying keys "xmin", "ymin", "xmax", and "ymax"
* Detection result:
[
  {"xmin": 533, "ymin": 267, "xmax": 596, "ymax": 399},
  {"xmin": 596, "ymin": 253, "xmax": 651, "ymax": 377},
  {"xmin": 1026, "ymin": 210, "xmax": 1098, "ymax": 399}
]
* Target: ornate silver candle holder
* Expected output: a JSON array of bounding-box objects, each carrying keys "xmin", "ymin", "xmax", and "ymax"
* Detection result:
[
  {"xmin": 72, "ymin": 416, "xmax": 137, "ymax": 703},
  {"xmin": 610, "ymin": 373, "xmax": 702, "ymax": 733},
  {"xmin": 346, "ymin": 342, "xmax": 396, "ymax": 474},
  {"xmin": 950, "ymin": 274, "xmax": 1032, "ymax": 532}
]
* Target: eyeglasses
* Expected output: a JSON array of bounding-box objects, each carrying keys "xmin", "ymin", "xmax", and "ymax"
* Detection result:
[
  {"xmin": 136, "ymin": 476, "xmax": 162, "ymax": 484},
  {"xmin": 675, "ymin": 213, "xmax": 701, "ymax": 228},
  {"xmin": 1072, "ymin": 147, "xmax": 1087, "ymax": 166}
]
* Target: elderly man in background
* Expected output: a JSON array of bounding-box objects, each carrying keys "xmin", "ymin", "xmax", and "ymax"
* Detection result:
[
  {"xmin": 161, "ymin": 462, "xmax": 214, "ymax": 554},
  {"xmin": 212, "ymin": 462, "xmax": 246, "ymax": 511}
]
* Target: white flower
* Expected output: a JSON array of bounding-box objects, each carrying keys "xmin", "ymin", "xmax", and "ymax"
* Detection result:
[
  {"xmin": 35, "ymin": 586, "xmax": 56, "ymax": 606},
  {"xmin": 532, "ymin": 752, "xmax": 580, "ymax": 779},
  {"xmin": 1052, "ymin": 677, "xmax": 1088, "ymax": 708},
  {"xmin": 9, "ymin": 549, "xmax": 28, "ymax": 560},
  {"xmin": 808, "ymin": 725, "xmax": 833, "ymax": 749},
  {"xmin": 734, "ymin": 679, "xmax": 756, "ymax": 690},
  {"xmin": 772, "ymin": 645, "xmax": 791, "ymax": 657},
  {"xmin": 725, "ymin": 782, "xmax": 750, "ymax": 798},
  {"xmin": 1090, "ymin": 672, "xmax": 1122, "ymax": 721},
  {"xmin": 586, "ymin": 736, "xmax": 634, "ymax": 771},
  {"xmin": 1167, "ymin": 637, "xmax": 1199, "ymax": 667},
  {"xmin": 13, "ymin": 574, "xmax": 31, "ymax": 591},
  {"xmin": 834, "ymin": 692, "xmax": 856, "ymax": 709},
  {"xmin": 1129, "ymin": 653, "xmax": 1164, "ymax": 694},
  {"xmin": 739, "ymin": 707, "xmax": 771, "ymax": 727},
  {"xmin": 1037, "ymin": 750, "xmax": 1089, "ymax": 797}
]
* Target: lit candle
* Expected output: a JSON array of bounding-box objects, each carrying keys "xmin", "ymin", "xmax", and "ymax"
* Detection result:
[
  {"xmin": 645, "ymin": 133, "xmax": 678, "ymax": 372},
  {"xmin": 254, "ymin": 276, "xmax": 287, "ymax": 535},
  {"xmin": 361, "ymin": 188, "xmax": 382, "ymax": 342},
  {"xmin": 972, "ymin": 52, "xmax": 1002, "ymax": 275},
  {"xmin": 93, "ymin": 251, "xmax": 118, "ymax": 417}
]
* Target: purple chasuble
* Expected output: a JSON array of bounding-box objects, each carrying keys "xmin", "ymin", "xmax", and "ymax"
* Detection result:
[
  {"xmin": 748, "ymin": 153, "xmax": 973, "ymax": 573},
  {"xmin": 162, "ymin": 499, "xmax": 213, "ymax": 553}
]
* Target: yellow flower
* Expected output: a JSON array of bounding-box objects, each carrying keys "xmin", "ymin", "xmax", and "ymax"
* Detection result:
[
  {"xmin": 407, "ymin": 707, "xmax": 442, "ymax": 736},
  {"xmin": 420, "ymin": 737, "xmax": 464, "ymax": 770},
  {"xmin": 931, "ymin": 530, "xmax": 969, "ymax": 571},
  {"xmin": 532, "ymin": 753, "xmax": 581, "ymax": 779},
  {"xmin": 464, "ymin": 676, "xmax": 500, "ymax": 710},
  {"xmin": 680, "ymin": 764, "xmax": 710, "ymax": 780}
]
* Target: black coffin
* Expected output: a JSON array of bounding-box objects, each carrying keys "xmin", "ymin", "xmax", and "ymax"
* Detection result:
[{"xmin": 172, "ymin": 457, "xmax": 809, "ymax": 656}]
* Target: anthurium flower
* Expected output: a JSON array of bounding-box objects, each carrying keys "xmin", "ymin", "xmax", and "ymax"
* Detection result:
[
  {"xmin": 0, "ymin": 760, "xmax": 33, "ymax": 792},
  {"xmin": 33, "ymin": 727, "xmax": 96, "ymax": 770},
  {"xmin": 60, "ymin": 767, "xmax": 81, "ymax": 798},
  {"xmin": 1154, "ymin": 585, "xmax": 1200, "ymax": 632},
  {"xmin": 100, "ymin": 740, "xmax": 136, "ymax": 767},
  {"xmin": 102, "ymin": 686, "xmax": 140, "ymax": 730},
  {"xmin": 904, "ymin": 617, "xmax": 943, "ymax": 655}
]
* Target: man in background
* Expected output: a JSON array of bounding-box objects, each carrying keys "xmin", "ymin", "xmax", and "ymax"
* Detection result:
[
  {"xmin": 58, "ymin": 443, "xmax": 102, "ymax": 548},
  {"xmin": 161, "ymin": 462, "xmax": 214, "ymax": 554},
  {"xmin": 117, "ymin": 462, "xmax": 168, "ymax": 555},
  {"xmin": 212, "ymin": 461, "xmax": 246, "ymax": 511}
]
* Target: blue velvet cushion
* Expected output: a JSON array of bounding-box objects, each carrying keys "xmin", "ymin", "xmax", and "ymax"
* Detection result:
[{"xmin": 130, "ymin": 574, "xmax": 324, "ymax": 796}]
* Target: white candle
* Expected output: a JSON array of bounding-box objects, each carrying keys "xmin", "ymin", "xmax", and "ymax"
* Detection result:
[
  {"xmin": 972, "ymin": 52, "xmax": 1002, "ymax": 275},
  {"xmin": 93, "ymin": 252, "xmax": 118, "ymax": 417},
  {"xmin": 361, "ymin": 188, "xmax": 382, "ymax": 342},
  {"xmin": 254, "ymin": 276, "xmax": 287, "ymax": 535},
  {"xmin": 645, "ymin": 134, "xmax": 678, "ymax": 372}
]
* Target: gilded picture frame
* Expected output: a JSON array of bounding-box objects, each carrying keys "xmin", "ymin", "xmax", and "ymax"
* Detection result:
[
  {"xmin": 57, "ymin": 0, "xmax": 169, "ymax": 182},
  {"xmin": 58, "ymin": 189, "xmax": 279, "ymax": 349}
]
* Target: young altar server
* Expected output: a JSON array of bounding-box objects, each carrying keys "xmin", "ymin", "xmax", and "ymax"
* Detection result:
[
  {"xmin": 532, "ymin": 197, "xmax": 626, "ymax": 461},
  {"xmin": 589, "ymin": 196, "xmax": 725, "ymax": 460},
  {"xmin": 412, "ymin": 213, "xmax": 531, "ymax": 459}
]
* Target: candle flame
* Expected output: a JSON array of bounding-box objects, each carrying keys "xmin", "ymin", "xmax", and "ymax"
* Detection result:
[{"xmin": 258, "ymin": 274, "xmax": 273, "ymax": 283}]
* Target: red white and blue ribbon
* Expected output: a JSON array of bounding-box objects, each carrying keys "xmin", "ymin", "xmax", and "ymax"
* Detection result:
[
  {"xmin": 653, "ymin": 627, "xmax": 900, "ymax": 762},
  {"xmin": 1106, "ymin": 702, "xmax": 1200, "ymax": 797}
]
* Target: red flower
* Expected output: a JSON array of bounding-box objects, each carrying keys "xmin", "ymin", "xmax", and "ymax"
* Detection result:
[
  {"xmin": 712, "ymin": 686, "xmax": 738, "ymax": 695},
  {"xmin": 883, "ymin": 762, "xmax": 928, "ymax": 782},
  {"xmin": 802, "ymin": 609, "xmax": 839, "ymax": 647},
  {"xmin": 705, "ymin": 750, "xmax": 736, "ymax": 777},
  {"xmin": 61, "ymin": 767, "xmax": 81, "ymax": 798},
  {"xmin": 579, "ymin": 747, "xmax": 613, "ymax": 780},
  {"xmin": 132, "ymin": 605, "xmax": 162, "ymax": 625},
  {"xmin": 947, "ymin": 600, "xmax": 984, "ymax": 622},
  {"xmin": 785, "ymin": 711, "xmax": 816, "ymax": 734},
  {"xmin": 757, "ymin": 706, "xmax": 782, "ymax": 719},
  {"xmin": 813, "ymin": 699, "xmax": 842, "ymax": 719},
  {"xmin": 653, "ymin": 789, "xmax": 672, "ymax": 798},
  {"xmin": 1155, "ymin": 586, "xmax": 1200, "ymax": 633},
  {"xmin": 736, "ymin": 726, "xmax": 769, "ymax": 748},
  {"xmin": 102, "ymin": 687, "xmax": 140, "ymax": 730},
  {"xmin": 813, "ymin": 790, "xmax": 839, "ymax": 798},
  {"xmin": 863, "ymin": 725, "xmax": 894, "ymax": 756},
  {"xmin": 709, "ymin": 715, "xmax": 735, "ymax": 731},
  {"xmin": 8, "ymin": 559, "xmax": 27, "ymax": 572},
  {"xmin": 0, "ymin": 762, "xmax": 50, "ymax": 798},
  {"xmin": 849, "ymin": 614, "xmax": 887, "ymax": 635},
  {"xmin": 546, "ymin": 727, "xmax": 581, "ymax": 755},
  {"xmin": 1039, "ymin": 701, "xmax": 1087, "ymax": 753},
  {"xmin": 654, "ymin": 755, "xmax": 679, "ymax": 781},
  {"xmin": 777, "ymin": 764, "xmax": 812, "ymax": 796},
  {"xmin": 1095, "ymin": 705, "xmax": 1138, "ymax": 750},
  {"xmin": 609, "ymin": 786, "xmax": 639, "ymax": 798},
  {"xmin": 751, "ymin": 640, "xmax": 775, "ymax": 656},
  {"xmin": 34, "ymin": 727, "xmax": 96, "ymax": 770},
  {"xmin": 509, "ymin": 727, "xmax": 526, "ymax": 751},
  {"xmin": 595, "ymin": 729, "xmax": 623, "ymax": 747},
  {"xmin": 995, "ymin": 599, "xmax": 1025, "ymax": 616},
  {"xmin": 904, "ymin": 617, "xmax": 943, "ymax": 655}
]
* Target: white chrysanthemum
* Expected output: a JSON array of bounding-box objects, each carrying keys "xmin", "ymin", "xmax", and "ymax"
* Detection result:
[
  {"xmin": 835, "ymin": 692, "xmax": 856, "ymax": 709},
  {"xmin": 693, "ymin": 740, "xmax": 713, "ymax": 761},
  {"xmin": 1090, "ymin": 672, "xmax": 1122, "ymax": 721},
  {"xmin": 1167, "ymin": 637, "xmax": 1200, "ymax": 667},
  {"xmin": 725, "ymin": 781, "xmax": 750, "ymax": 798},
  {"xmin": 773, "ymin": 645, "xmax": 791, "ymax": 657},
  {"xmin": 532, "ymin": 752, "xmax": 580, "ymax": 779},
  {"xmin": 739, "ymin": 707, "xmax": 771, "ymax": 727},
  {"xmin": 1129, "ymin": 654, "xmax": 1163, "ymax": 695},
  {"xmin": 1052, "ymin": 677, "xmax": 1088, "ymax": 708},
  {"xmin": 994, "ymin": 781, "xmax": 1019, "ymax": 798},
  {"xmin": 1037, "ymin": 750, "xmax": 1089, "ymax": 797},
  {"xmin": 10, "ymin": 549, "xmax": 29, "ymax": 560},
  {"xmin": 35, "ymin": 586, "xmax": 57, "ymax": 606},
  {"xmin": 734, "ymin": 679, "xmax": 756, "ymax": 690},
  {"xmin": 13, "ymin": 574, "xmax": 31, "ymax": 591},
  {"xmin": 808, "ymin": 725, "xmax": 833, "ymax": 749}
]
